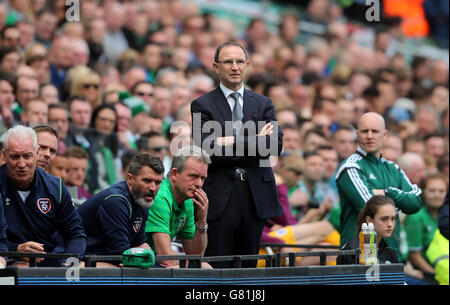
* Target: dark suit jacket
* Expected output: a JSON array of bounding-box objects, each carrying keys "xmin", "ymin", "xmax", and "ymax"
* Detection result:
[{"xmin": 191, "ymin": 86, "xmax": 283, "ymax": 221}]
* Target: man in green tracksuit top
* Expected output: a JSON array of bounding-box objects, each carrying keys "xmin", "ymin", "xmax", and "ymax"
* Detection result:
[{"xmin": 335, "ymin": 112, "xmax": 422, "ymax": 257}]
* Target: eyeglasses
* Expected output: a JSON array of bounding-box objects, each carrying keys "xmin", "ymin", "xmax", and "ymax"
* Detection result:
[
  {"xmin": 49, "ymin": 118, "xmax": 69, "ymax": 124},
  {"xmin": 5, "ymin": 36, "xmax": 20, "ymax": 42},
  {"xmin": 149, "ymin": 146, "xmax": 169, "ymax": 152},
  {"xmin": 316, "ymin": 124, "xmax": 331, "ymax": 131},
  {"xmin": 97, "ymin": 116, "xmax": 116, "ymax": 124},
  {"xmin": 136, "ymin": 92, "xmax": 154, "ymax": 97},
  {"xmin": 19, "ymin": 89, "xmax": 38, "ymax": 94},
  {"xmin": 215, "ymin": 58, "xmax": 247, "ymax": 67},
  {"xmin": 83, "ymin": 83, "xmax": 99, "ymax": 89},
  {"xmin": 288, "ymin": 168, "xmax": 302, "ymax": 175}
]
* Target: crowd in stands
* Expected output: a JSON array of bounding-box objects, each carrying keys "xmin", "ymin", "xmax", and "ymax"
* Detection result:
[{"xmin": 0, "ymin": 0, "xmax": 448, "ymax": 284}]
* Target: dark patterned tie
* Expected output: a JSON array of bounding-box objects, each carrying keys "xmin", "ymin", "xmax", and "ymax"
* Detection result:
[{"xmin": 230, "ymin": 92, "xmax": 242, "ymax": 135}]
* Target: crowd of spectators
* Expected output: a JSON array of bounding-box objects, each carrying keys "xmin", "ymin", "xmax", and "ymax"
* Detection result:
[{"xmin": 0, "ymin": 0, "xmax": 448, "ymax": 283}]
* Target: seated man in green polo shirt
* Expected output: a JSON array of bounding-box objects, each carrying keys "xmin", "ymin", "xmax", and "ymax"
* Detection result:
[{"xmin": 145, "ymin": 145, "xmax": 212, "ymax": 268}]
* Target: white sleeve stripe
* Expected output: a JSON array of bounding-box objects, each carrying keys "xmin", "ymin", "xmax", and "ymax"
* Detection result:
[
  {"xmin": 398, "ymin": 167, "xmax": 415, "ymax": 188},
  {"xmin": 335, "ymin": 154, "xmax": 361, "ymax": 180},
  {"xmin": 348, "ymin": 168, "xmax": 371, "ymax": 203},
  {"xmin": 383, "ymin": 158, "xmax": 423, "ymax": 196},
  {"xmin": 388, "ymin": 185, "xmax": 422, "ymax": 196}
]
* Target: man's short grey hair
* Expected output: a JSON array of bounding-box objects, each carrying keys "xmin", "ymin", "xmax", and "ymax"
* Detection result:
[
  {"xmin": 71, "ymin": 38, "xmax": 90, "ymax": 56},
  {"xmin": 397, "ymin": 152, "xmax": 424, "ymax": 171},
  {"xmin": 170, "ymin": 145, "xmax": 211, "ymax": 175},
  {"xmin": 128, "ymin": 153, "xmax": 165, "ymax": 176},
  {"xmin": 1, "ymin": 125, "xmax": 38, "ymax": 151},
  {"xmin": 187, "ymin": 74, "xmax": 214, "ymax": 91}
]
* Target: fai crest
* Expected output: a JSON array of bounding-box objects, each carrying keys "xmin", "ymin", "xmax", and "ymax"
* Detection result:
[
  {"xmin": 37, "ymin": 198, "xmax": 52, "ymax": 214},
  {"xmin": 133, "ymin": 218, "xmax": 143, "ymax": 232},
  {"xmin": 177, "ymin": 217, "xmax": 186, "ymax": 232}
]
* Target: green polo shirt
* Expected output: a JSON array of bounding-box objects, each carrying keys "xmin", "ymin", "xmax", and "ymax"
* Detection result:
[{"xmin": 145, "ymin": 178, "xmax": 195, "ymax": 253}]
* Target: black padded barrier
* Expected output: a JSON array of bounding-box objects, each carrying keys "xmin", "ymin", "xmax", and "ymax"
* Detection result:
[{"xmin": 0, "ymin": 251, "xmax": 404, "ymax": 285}]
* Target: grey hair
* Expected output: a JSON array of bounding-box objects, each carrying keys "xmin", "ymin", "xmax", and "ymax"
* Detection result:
[
  {"xmin": 1, "ymin": 125, "xmax": 38, "ymax": 152},
  {"xmin": 169, "ymin": 145, "xmax": 210, "ymax": 176},
  {"xmin": 128, "ymin": 153, "xmax": 165, "ymax": 176},
  {"xmin": 187, "ymin": 74, "xmax": 214, "ymax": 91},
  {"xmin": 214, "ymin": 41, "xmax": 248, "ymax": 62},
  {"xmin": 397, "ymin": 152, "xmax": 424, "ymax": 171},
  {"xmin": 71, "ymin": 38, "xmax": 90, "ymax": 56}
]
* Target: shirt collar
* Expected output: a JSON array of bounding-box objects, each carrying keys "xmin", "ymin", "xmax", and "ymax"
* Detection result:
[
  {"xmin": 220, "ymin": 83, "xmax": 244, "ymax": 98},
  {"xmin": 356, "ymin": 145, "xmax": 383, "ymax": 160},
  {"xmin": 164, "ymin": 178, "xmax": 185, "ymax": 213},
  {"xmin": 356, "ymin": 146, "xmax": 368, "ymax": 156}
]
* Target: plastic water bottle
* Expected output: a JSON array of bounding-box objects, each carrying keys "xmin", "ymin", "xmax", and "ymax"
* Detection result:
[
  {"xmin": 359, "ymin": 223, "xmax": 368, "ymax": 265},
  {"xmin": 367, "ymin": 223, "xmax": 378, "ymax": 265}
]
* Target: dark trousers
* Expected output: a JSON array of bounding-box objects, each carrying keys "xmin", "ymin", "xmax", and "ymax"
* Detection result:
[{"xmin": 205, "ymin": 179, "xmax": 264, "ymax": 268}]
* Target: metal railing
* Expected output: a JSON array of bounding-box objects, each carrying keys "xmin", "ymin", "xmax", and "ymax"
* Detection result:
[
  {"xmin": 0, "ymin": 248, "xmax": 360, "ymax": 268},
  {"xmin": 0, "ymin": 251, "xmax": 77, "ymax": 267}
]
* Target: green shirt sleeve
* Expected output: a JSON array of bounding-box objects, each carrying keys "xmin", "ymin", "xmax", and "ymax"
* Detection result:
[
  {"xmin": 404, "ymin": 211, "xmax": 424, "ymax": 251},
  {"xmin": 385, "ymin": 167, "xmax": 422, "ymax": 214},
  {"xmin": 336, "ymin": 167, "xmax": 372, "ymax": 211}
]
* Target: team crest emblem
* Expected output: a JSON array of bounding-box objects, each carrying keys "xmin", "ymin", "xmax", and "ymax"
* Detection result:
[
  {"xmin": 177, "ymin": 217, "xmax": 186, "ymax": 232},
  {"xmin": 37, "ymin": 198, "xmax": 51, "ymax": 214},
  {"xmin": 133, "ymin": 218, "xmax": 143, "ymax": 232}
]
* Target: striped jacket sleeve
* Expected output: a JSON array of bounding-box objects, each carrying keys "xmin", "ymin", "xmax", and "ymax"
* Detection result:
[
  {"xmin": 336, "ymin": 163, "xmax": 373, "ymax": 212},
  {"xmin": 385, "ymin": 165, "xmax": 422, "ymax": 214}
]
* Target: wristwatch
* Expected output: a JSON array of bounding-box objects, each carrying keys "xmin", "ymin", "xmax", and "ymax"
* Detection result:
[{"xmin": 195, "ymin": 222, "xmax": 208, "ymax": 233}]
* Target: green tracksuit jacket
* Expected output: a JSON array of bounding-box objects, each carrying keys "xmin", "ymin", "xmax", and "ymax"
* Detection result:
[{"xmin": 335, "ymin": 146, "xmax": 422, "ymax": 257}]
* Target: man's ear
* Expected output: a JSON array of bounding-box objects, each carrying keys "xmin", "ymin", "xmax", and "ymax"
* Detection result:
[
  {"xmin": 126, "ymin": 172, "xmax": 133, "ymax": 183},
  {"xmin": 170, "ymin": 168, "xmax": 179, "ymax": 181},
  {"xmin": 212, "ymin": 62, "xmax": 219, "ymax": 73}
]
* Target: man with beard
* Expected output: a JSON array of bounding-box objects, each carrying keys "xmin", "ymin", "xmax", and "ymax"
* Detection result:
[
  {"xmin": 145, "ymin": 145, "xmax": 211, "ymax": 268},
  {"xmin": 78, "ymin": 153, "xmax": 164, "ymax": 262}
]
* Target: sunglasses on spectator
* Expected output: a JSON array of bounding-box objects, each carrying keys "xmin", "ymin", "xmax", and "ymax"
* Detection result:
[
  {"xmin": 5, "ymin": 36, "xmax": 20, "ymax": 42},
  {"xmin": 136, "ymin": 91, "xmax": 154, "ymax": 97},
  {"xmin": 316, "ymin": 124, "xmax": 331, "ymax": 131},
  {"xmin": 149, "ymin": 146, "xmax": 169, "ymax": 152},
  {"xmin": 83, "ymin": 83, "xmax": 99, "ymax": 89}
]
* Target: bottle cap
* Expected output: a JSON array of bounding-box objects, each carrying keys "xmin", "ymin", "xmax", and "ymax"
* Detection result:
[
  {"xmin": 368, "ymin": 223, "xmax": 374, "ymax": 230},
  {"xmin": 362, "ymin": 223, "xmax": 368, "ymax": 230}
]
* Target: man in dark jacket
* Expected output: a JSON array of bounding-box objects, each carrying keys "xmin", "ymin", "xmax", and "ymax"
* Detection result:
[
  {"xmin": 191, "ymin": 41, "xmax": 283, "ymax": 268},
  {"xmin": 78, "ymin": 153, "xmax": 164, "ymax": 266},
  {"xmin": 0, "ymin": 125, "xmax": 86, "ymax": 267}
]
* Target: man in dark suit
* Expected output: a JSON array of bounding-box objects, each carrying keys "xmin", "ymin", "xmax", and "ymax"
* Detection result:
[{"xmin": 191, "ymin": 41, "xmax": 283, "ymax": 268}]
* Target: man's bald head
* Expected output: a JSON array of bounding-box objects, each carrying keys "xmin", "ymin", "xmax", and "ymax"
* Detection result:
[
  {"xmin": 356, "ymin": 112, "xmax": 388, "ymax": 157},
  {"xmin": 357, "ymin": 112, "xmax": 386, "ymax": 130}
]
